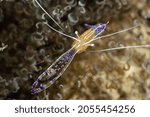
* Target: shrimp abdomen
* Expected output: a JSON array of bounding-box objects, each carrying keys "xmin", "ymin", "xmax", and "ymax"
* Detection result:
[{"xmin": 32, "ymin": 47, "xmax": 77, "ymax": 94}]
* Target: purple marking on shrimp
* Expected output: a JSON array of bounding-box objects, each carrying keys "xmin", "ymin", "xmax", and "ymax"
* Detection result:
[
  {"xmin": 63, "ymin": 49, "xmax": 75, "ymax": 62},
  {"xmin": 31, "ymin": 47, "xmax": 77, "ymax": 94},
  {"xmin": 93, "ymin": 23, "xmax": 107, "ymax": 35},
  {"xmin": 32, "ymin": 89, "xmax": 40, "ymax": 94},
  {"xmin": 40, "ymin": 85, "xmax": 45, "ymax": 91},
  {"xmin": 84, "ymin": 23, "xmax": 107, "ymax": 35},
  {"xmin": 32, "ymin": 80, "xmax": 38, "ymax": 89},
  {"xmin": 84, "ymin": 24, "xmax": 95, "ymax": 28},
  {"xmin": 31, "ymin": 88, "xmax": 40, "ymax": 95},
  {"xmin": 31, "ymin": 85, "xmax": 45, "ymax": 94},
  {"xmin": 45, "ymin": 70, "xmax": 49, "ymax": 76}
]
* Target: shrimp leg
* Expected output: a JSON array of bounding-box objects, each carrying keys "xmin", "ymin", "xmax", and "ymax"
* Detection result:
[{"xmin": 31, "ymin": 46, "xmax": 78, "ymax": 94}]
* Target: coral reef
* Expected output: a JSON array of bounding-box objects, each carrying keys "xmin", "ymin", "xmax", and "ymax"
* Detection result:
[{"xmin": 0, "ymin": 0, "xmax": 149, "ymax": 99}]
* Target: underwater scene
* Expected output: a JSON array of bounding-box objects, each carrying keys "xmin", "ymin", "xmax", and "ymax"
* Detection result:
[{"xmin": 0, "ymin": 0, "xmax": 150, "ymax": 99}]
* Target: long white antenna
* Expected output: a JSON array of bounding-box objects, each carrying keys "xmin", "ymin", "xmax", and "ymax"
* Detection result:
[
  {"xmin": 34, "ymin": 0, "xmax": 79, "ymax": 41},
  {"xmin": 88, "ymin": 45, "xmax": 150, "ymax": 53},
  {"xmin": 45, "ymin": 22, "xmax": 80, "ymax": 41},
  {"xmin": 34, "ymin": 0, "xmax": 64, "ymax": 31},
  {"xmin": 84, "ymin": 25, "xmax": 140, "ymax": 45},
  {"xmin": 95, "ymin": 25, "xmax": 139, "ymax": 40}
]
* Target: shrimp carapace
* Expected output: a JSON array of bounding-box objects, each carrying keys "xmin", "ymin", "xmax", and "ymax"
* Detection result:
[{"xmin": 72, "ymin": 23, "xmax": 107, "ymax": 53}]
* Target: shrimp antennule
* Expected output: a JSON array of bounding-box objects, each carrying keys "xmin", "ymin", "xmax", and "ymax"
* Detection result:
[
  {"xmin": 45, "ymin": 22, "xmax": 80, "ymax": 41},
  {"xmin": 84, "ymin": 24, "xmax": 140, "ymax": 45},
  {"xmin": 34, "ymin": 0, "xmax": 79, "ymax": 41},
  {"xmin": 34, "ymin": 0, "xmax": 64, "ymax": 31},
  {"xmin": 88, "ymin": 45, "xmax": 150, "ymax": 53},
  {"xmin": 94, "ymin": 25, "xmax": 140, "ymax": 40}
]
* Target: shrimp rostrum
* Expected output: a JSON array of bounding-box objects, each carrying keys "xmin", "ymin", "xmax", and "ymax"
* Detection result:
[{"xmin": 31, "ymin": 0, "xmax": 150, "ymax": 94}]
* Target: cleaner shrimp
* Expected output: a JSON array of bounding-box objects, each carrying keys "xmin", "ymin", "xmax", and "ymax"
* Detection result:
[{"xmin": 31, "ymin": 0, "xmax": 150, "ymax": 94}]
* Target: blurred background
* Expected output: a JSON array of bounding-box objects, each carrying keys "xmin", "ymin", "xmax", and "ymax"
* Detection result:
[{"xmin": 0, "ymin": 0, "xmax": 149, "ymax": 99}]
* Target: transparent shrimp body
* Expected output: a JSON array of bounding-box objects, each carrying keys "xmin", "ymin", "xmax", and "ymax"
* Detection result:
[
  {"xmin": 32, "ymin": 0, "xmax": 150, "ymax": 95},
  {"xmin": 31, "ymin": 23, "xmax": 107, "ymax": 94},
  {"xmin": 32, "ymin": 47, "xmax": 77, "ymax": 94}
]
